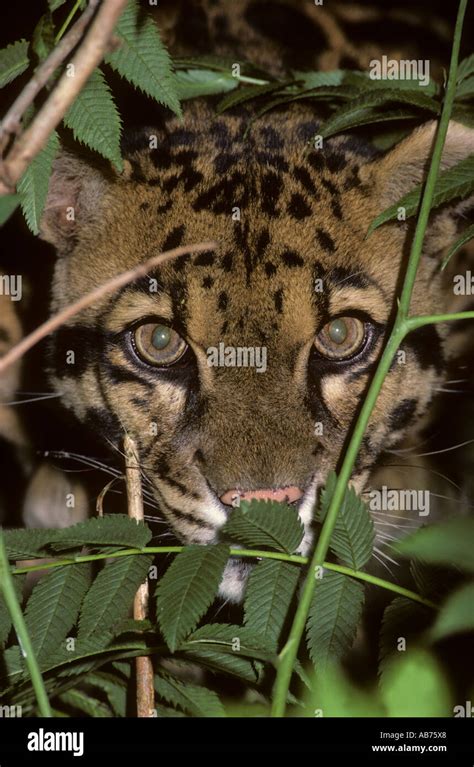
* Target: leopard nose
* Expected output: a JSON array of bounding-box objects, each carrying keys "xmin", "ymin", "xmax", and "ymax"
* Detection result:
[{"xmin": 220, "ymin": 486, "xmax": 304, "ymax": 507}]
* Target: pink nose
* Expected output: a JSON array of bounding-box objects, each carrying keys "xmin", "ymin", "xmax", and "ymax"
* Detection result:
[{"xmin": 220, "ymin": 486, "xmax": 303, "ymax": 508}]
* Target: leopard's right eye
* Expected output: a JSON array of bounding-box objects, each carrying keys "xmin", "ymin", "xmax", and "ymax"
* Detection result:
[{"xmin": 132, "ymin": 323, "xmax": 188, "ymax": 366}]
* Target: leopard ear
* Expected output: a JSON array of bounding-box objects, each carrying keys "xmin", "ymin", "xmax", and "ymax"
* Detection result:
[
  {"xmin": 361, "ymin": 120, "xmax": 474, "ymax": 206},
  {"xmin": 39, "ymin": 149, "xmax": 132, "ymax": 251}
]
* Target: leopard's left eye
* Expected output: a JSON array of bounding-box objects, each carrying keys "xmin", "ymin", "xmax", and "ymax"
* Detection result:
[
  {"xmin": 313, "ymin": 317, "xmax": 366, "ymax": 360},
  {"xmin": 132, "ymin": 323, "xmax": 188, "ymax": 366}
]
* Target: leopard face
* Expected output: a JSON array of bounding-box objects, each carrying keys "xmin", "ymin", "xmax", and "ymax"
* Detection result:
[{"xmin": 40, "ymin": 105, "xmax": 474, "ymax": 600}]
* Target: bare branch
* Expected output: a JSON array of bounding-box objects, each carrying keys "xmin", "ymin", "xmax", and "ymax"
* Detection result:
[
  {"xmin": 0, "ymin": 241, "xmax": 216, "ymax": 375},
  {"xmin": 124, "ymin": 434, "xmax": 155, "ymax": 718},
  {"xmin": 0, "ymin": 0, "xmax": 100, "ymax": 154},
  {"xmin": 0, "ymin": 0, "xmax": 128, "ymax": 194}
]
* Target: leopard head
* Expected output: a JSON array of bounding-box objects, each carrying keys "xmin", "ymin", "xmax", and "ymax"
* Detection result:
[{"xmin": 40, "ymin": 108, "xmax": 474, "ymax": 600}]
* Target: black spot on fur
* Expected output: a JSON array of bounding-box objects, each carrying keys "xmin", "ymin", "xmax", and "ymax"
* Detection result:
[
  {"xmin": 202, "ymin": 275, "xmax": 214, "ymax": 289},
  {"xmin": 194, "ymin": 251, "xmax": 215, "ymax": 267},
  {"xmin": 405, "ymin": 326, "xmax": 444, "ymax": 372},
  {"xmin": 329, "ymin": 266, "xmax": 369, "ymax": 288},
  {"xmin": 162, "ymin": 225, "xmax": 186, "ymax": 252},
  {"xmin": 316, "ymin": 228, "xmax": 336, "ymax": 253},
  {"xmin": 157, "ymin": 199, "xmax": 173, "ymax": 214},
  {"xmin": 294, "ymin": 165, "xmax": 318, "ymax": 196},
  {"xmin": 274, "ymin": 289, "xmax": 284, "ymax": 313},
  {"xmin": 321, "ymin": 178, "xmax": 339, "ymax": 196},
  {"xmin": 265, "ymin": 261, "xmax": 277, "ymax": 277},
  {"xmin": 288, "ymin": 192, "xmax": 312, "ymax": 219},
  {"xmin": 260, "ymin": 170, "xmax": 283, "ymax": 215},
  {"xmin": 281, "ymin": 250, "xmax": 304, "ymax": 268},
  {"xmin": 221, "ymin": 252, "xmax": 234, "ymax": 271},
  {"xmin": 163, "ymin": 176, "xmax": 180, "ymax": 193},
  {"xmin": 256, "ymin": 228, "xmax": 270, "ymax": 259},
  {"xmin": 389, "ymin": 398, "xmax": 418, "ymax": 431},
  {"xmin": 139, "ymin": 201, "xmax": 150, "ymax": 211},
  {"xmin": 218, "ymin": 292, "xmax": 228, "ymax": 311},
  {"xmin": 331, "ymin": 199, "xmax": 343, "ymax": 219},
  {"xmin": 326, "ymin": 153, "xmax": 347, "ymax": 173}
]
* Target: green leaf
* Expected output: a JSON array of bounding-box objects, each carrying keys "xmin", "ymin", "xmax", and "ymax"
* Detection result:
[
  {"xmin": 3, "ymin": 527, "xmax": 61, "ymax": 559},
  {"xmin": 78, "ymin": 554, "xmax": 152, "ymax": 638},
  {"xmin": 0, "ymin": 40, "xmax": 29, "ymax": 89},
  {"xmin": 52, "ymin": 514, "xmax": 152, "ymax": 551},
  {"xmin": 32, "ymin": 13, "xmax": 55, "ymax": 63},
  {"xmin": 394, "ymin": 518, "xmax": 474, "ymax": 573},
  {"xmin": 104, "ymin": 0, "xmax": 181, "ymax": 116},
  {"xmin": 84, "ymin": 671, "xmax": 127, "ymax": 716},
  {"xmin": 367, "ymin": 154, "xmax": 474, "ymax": 236},
  {"xmin": 430, "ymin": 582, "xmax": 474, "ymax": 641},
  {"xmin": 306, "ymin": 571, "xmax": 364, "ymax": 670},
  {"xmin": 181, "ymin": 647, "xmax": 262, "ymax": 684},
  {"xmin": 457, "ymin": 53, "xmax": 474, "ymax": 83},
  {"xmin": 48, "ymin": 0, "xmax": 67, "ymax": 10},
  {"xmin": 0, "ymin": 574, "xmax": 25, "ymax": 647},
  {"xmin": 379, "ymin": 597, "xmax": 432, "ymax": 678},
  {"xmin": 58, "ymin": 688, "xmax": 111, "ymax": 717},
  {"xmin": 154, "ymin": 672, "xmax": 225, "ymax": 717},
  {"xmin": 455, "ymin": 75, "xmax": 474, "ymax": 100},
  {"xmin": 221, "ymin": 499, "xmax": 304, "ymax": 554},
  {"xmin": 18, "ymin": 130, "xmax": 59, "ymax": 234},
  {"xmin": 441, "ymin": 223, "xmax": 474, "ymax": 269},
  {"xmin": 0, "ymin": 194, "xmax": 20, "ymax": 226},
  {"xmin": 63, "ymin": 68, "xmax": 123, "ymax": 170},
  {"xmin": 175, "ymin": 69, "xmax": 237, "ymax": 100},
  {"xmin": 156, "ymin": 545, "xmax": 228, "ymax": 652},
  {"xmin": 243, "ymin": 559, "xmax": 299, "ymax": 648},
  {"xmin": 182, "ymin": 622, "xmax": 274, "ymax": 660},
  {"xmin": 291, "ymin": 70, "xmax": 349, "ymax": 89},
  {"xmin": 316, "ymin": 472, "xmax": 374, "ymax": 569},
  {"xmin": 381, "ymin": 648, "xmax": 452, "ymax": 716},
  {"xmin": 301, "ymin": 664, "xmax": 384, "ymax": 717},
  {"xmin": 216, "ymin": 79, "xmax": 293, "ymax": 113},
  {"xmin": 320, "ymin": 107, "xmax": 421, "ymax": 139},
  {"xmin": 320, "ymin": 89, "xmax": 438, "ymax": 139},
  {"xmin": 25, "ymin": 563, "xmax": 91, "ymax": 661}
]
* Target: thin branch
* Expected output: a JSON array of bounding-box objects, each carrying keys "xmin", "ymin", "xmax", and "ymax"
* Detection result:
[
  {"xmin": 0, "ymin": 0, "xmax": 99, "ymax": 155},
  {"xmin": 0, "ymin": 0, "xmax": 128, "ymax": 194},
  {"xmin": 0, "ymin": 241, "xmax": 216, "ymax": 376},
  {"xmin": 124, "ymin": 434, "xmax": 155, "ymax": 718}
]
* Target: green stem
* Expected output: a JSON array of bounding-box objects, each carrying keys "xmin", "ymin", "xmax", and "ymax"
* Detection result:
[
  {"xmin": 406, "ymin": 310, "xmax": 474, "ymax": 330},
  {"xmin": 270, "ymin": 0, "xmax": 467, "ymax": 718},
  {"xmin": 0, "ymin": 530, "xmax": 52, "ymax": 717},
  {"xmin": 54, "ymin": 0, "xmax": 82, "ymax": 44},
  {"xmin": 9, "ymin": 546, "xmax": 433, "ymax": 609}
]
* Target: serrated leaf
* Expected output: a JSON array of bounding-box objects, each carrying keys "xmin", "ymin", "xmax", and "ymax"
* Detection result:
[
  {"xmin": 175, "ymin": 69, "xmax": 237, "ymax": 100},
  {"xmin": 244, "ymin": 560, "xmax": 299, "ymax": 649},
  {"xmin": 0, "ymin": 40, "xmax": 29, "ymax": 88},
  {"xmin": 367, "ymin": 154, "xmax": 474, "ymax": 236},
  {"xmin": 430, "ymin": 582, "xmax": 474, "ymax": 641},
  {"xmin": 156, "ymin": 545, "xmax": 228, "ymax": 652},
  {"xmin": 182, "ymin": 622, "xmax": 274, "ymax": 660},
  {"xmin": 221, "ymin": 500, "xmax": 304, "ymax": 554},
  {"xmin": 25, "ymin": 563, "xmax": 91, "ymax": 661},
  {"xmin": 63, "ymin": 68, "xmax": 123, "ymax": 170},
  {"xmin": 410, "ymin": 559, "xmax": 459, "ymax": 600},
  {"xmin": 320, "ymin": 89, "xmax": 438, "ymax": 139},
  {"xmin": 32, "ymin": 13, "xmax": 55, "ymax": 63},
  {"xmin": 86, "ymin": 671, "xmax": 127, "ymax": 716},
  {"xmin": 0, "ymin": 575, "xmax": 25, "ymax": 647},
  {"xmin": 154, "ymin": 704, "xmax": 186, "ymax": 717},
  {"xmin": 458, "ymin": 54, "xmax": 474, "ymax": 83},
  {"xmin": 18, "ymin": 130, "xmax": 59, "ymax": 234},
  {"xmin": 379, "ymin": 597, "xmax": 432, "ymax": 679},
  {"xmin": 394, "ymin": 518, "xmax": 474, "ymax": 572},
  {"xmin": 306, "ymin": 571, "xmax": 364, "ymax": 670},
  {"xmin": 317, "ymin": 472, "xmax": 374, "ymax": 569},
  {"xmin": 154, "ymin": 672, "xmax": 225, "ymax": 717},
  {"xmin": 216, "ymin": 79, "xmax": 293, "ymax": 113},
  {"xmin": 3, "ymin": 527, "xmax": 61, "ymax": 559},
  {"xmin": 104, "ymin": 0, "xmax": 181, "ymax": 116},
  {"xmin": 52, "ymin": 514, "xmax": 152, "ymax": 552},
  {"xmin": 381, "ymin": 648, "xmax": 452, "ymax": 716},
  {"xmin": 78, "ymin": 554, "xmax": 152, "ymax": 638},
  {"xmin": 319, "ymin": 106, "xmax": 421, "ymax": 139},
  {"xmin": 182, "ymin": 647, "xmax": 262, "ymax": 684},
  {"xmin": 441, "ymin": 223, "xmax": 474, "ymax": 269},
  {"xmin": 58, "ymin": 688, "xmax": 111, "ymax": 717},
  {"xmin": 0, "ymin": 194, "xmax": 20, "ymax": 226}
]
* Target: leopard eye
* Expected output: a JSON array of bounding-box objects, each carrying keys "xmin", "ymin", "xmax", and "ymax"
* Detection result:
[
  {"xmin": 133, "ymin": 323, "xmax": 187, "ymax": 366},
  {"xmin": 313, "ymin": 317, "xmax": 366, "ymax": 360}
]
